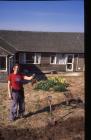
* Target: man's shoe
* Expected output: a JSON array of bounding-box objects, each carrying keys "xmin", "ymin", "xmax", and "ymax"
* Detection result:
[
  {"xmin": 18, "ymin": 113, "xmax": 24, "ymax": 118},
  {"xmin": 9, "ymin": 117, "xmax": 16, "ymax": 122}
]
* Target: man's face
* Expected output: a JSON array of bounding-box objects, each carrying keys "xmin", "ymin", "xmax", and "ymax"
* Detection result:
[{"xmin": 13, "ymin": 65, "xmax": 20, "ymax": 73}]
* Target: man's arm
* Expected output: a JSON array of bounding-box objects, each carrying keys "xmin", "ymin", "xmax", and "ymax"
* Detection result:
[
  {"xmin": 23, "ymin": 74, "xmax": 35, "ymax": 81},
  {"xmin": 8, "ymin": 81, "xmax": 12, "ymax": 99}
]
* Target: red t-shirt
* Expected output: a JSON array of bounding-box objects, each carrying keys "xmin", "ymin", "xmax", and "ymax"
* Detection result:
[{"xmin": 8, "ymin": 73, "xmax": 24, "ymax": 90}]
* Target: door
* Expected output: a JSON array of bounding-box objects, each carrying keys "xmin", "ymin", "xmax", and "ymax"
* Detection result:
[{"xmin": 66, "ymin": 54, "xmax": 74, "ymax": 71}]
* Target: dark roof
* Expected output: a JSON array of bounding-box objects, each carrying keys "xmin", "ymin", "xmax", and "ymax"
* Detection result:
[
  {"xmin": 0, "ymin": 37, "xmax": 17, "ymax": 55},
  {"xmin": 0, "ymin": 30, "xmax": 84, "ymax": 53}
]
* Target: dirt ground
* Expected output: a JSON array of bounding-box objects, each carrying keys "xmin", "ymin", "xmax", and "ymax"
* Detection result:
[{"xmin": 0, "ymin": 74, "xmax": 84, "ymax": 140}]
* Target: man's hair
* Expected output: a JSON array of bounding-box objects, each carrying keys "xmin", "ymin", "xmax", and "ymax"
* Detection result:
[
  {"xmin": 13, "ymin": 63, "xmax": 20, "ymax": 68},
  {"xmin": 11, "ymin": 63, "xmax": 21, "ymax": 73}
]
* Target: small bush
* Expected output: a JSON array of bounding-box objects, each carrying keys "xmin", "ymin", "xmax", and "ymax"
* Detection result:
[
  {"xmin": 34, "ymin": 77, "xmax": 69, "ymax": 92},
  {"xmin": 34, "ymin": 80, "xmax": 50, "ymax": 91},
  {"xmin": 53, "ymin": 84, "xmax": 67, "ymax": 92},
  {"xmin": 46, "ymin": 79, "xmax": 56, "ymax": 87},
  {"xmin": 34, "ymin": 79, "xmax": 57, "ymax": 91}
]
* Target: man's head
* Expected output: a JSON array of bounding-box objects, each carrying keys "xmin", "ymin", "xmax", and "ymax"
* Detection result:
[{"xmin": 13, "ymin": 63, "xmax": 20, "ymax": 74}]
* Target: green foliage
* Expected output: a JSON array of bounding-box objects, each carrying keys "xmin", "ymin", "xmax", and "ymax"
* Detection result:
[
  {"xmin": 34, "ymin": 76, "xmax": 69, "ymax": 92},
  {"xmin": 34, "ymin": 80, "xmax": 50, "ymax": 91},
  {"xmin": 53, "ymin": 84, "xmax": 67, "ymax": 92}
]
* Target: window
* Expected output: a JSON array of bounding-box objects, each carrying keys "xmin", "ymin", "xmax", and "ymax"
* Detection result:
[
  {"xmin": 67, "ymin": 55, "xmax": 73, "ymax": 63},
  {"xmin": 26, "ymin": 53, "xmax": 34, "ymax": 64},
  {"xmin": 0, "ymin": 56, "xmax": 7, "ymax": 71},
  {"xmin": 66, "ymin": 54, "xmax": 74, "ymax": 71},
  {"xmin": 50, "ymin": 55, "xmax": 56, "ymax": 64},
  {"xmin": 56, "ymin": 54, "xmax": 66, "ymax": 64},
  {"xmin": 25, "ymin": 53, "xmax": 41, "ymax": 64},
  {"xmin": 34, "ymin": 53, "xmax": 41, "ymax": 64},
  {"xmin": 50, "ymin": 54, "xmax": 66, "ymax": 64}
]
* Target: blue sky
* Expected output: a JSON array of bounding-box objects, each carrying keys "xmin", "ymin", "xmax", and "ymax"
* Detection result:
[{"xmin": 0, "ymin": 1, "xmax": 84, "ymax": 32}]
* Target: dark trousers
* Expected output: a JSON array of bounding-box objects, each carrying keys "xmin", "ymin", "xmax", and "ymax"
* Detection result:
[{"xmin": 10, "ymin": 89, "xmax": 25, "ymax": 120}]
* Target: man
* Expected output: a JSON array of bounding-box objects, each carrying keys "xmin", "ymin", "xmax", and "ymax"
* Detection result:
[{"xmin": 8, "ymin": 63, "xmax": 35, "ymax": 121}]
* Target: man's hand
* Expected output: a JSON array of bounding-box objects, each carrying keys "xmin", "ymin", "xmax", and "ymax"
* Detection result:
[
  {"xmin": 31, "ymin": 78, "xmax": 37, "ymax": 86},
  {"xmin": 8, "ymin": 81, "xmax": 12, "ymax": 100},
  {"xmin": 8, "ymin": 94, "xmax": 12, "ymax": 100},
  {"xmin": 32, "ymin": 74, "xmax": 35, "ymax": 79}
]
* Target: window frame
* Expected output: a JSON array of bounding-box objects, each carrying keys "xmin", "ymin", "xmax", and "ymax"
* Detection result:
[
  {"xmin": 0, "ymin": 55, "xmax": 7, "ymax": 72},
  {"xmin": 50, "ymin": 55, "xmax": 56, "ymax": 64},
  {"xmin": 66, "ymin": 54, "xmax": 74, "ymax": 71},
  {"xmin": 56, "ymin": 54, "xmax": 67, "ymax": 65},
  {"xmin": 25, "ymin": 53, "xmax": 41, "ymax": 64},
  {"xmin": 34, "ymin": 53, "xmax": 41, "ymax": 64},
  {"xmin": 50, "ymin": 54, "xmax": 67, "ymax": 65}
]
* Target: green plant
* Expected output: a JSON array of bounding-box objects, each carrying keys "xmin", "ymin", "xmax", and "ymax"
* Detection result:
[
  {"xmin": 53, "ymin": 84, "xmax": 67, "ymax": 92},
  {"xmin": 34, "ymin": 80, "xmax": 50, "ymax": 91},
  {"xmin": 34, "ymin": 77, "xmax": 69, "ymax": 92}
]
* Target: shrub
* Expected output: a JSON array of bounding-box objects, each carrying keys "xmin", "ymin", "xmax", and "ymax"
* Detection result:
[
  {"xmin": 53, "ymin": 84, "xmax": 67, "ymax": 92},
  {"xmin": 34, "ymin": 77, "xmax": 69, "ymax": 92},
  {"xmin": 48, "ymin": 76, "xmax": 69, "ymax": 87},
  {"xmin": 34, "ymin": 80, "xmax": 50, "ymax": 91}
]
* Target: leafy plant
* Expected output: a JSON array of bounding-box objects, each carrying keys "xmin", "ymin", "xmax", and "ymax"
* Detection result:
[
  {"xmin": 34, "ymin": 80, "xmax": 50, "ymax": 91},
  {"xmin": 34, "ymin": 77, "xmax": 69, "ymax": 92},
  {"xmin": 48, "ymin": 76, "xmax": 69, "ymax": 87},
  {"xmin": 53, "ymin": 84, "xmax": 67, "ymax": 92}
]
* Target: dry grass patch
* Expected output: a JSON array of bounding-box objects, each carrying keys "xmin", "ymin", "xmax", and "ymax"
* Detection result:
[{"xmin": 0, "ymin": 75, "xmax": 84, "ymax": 140}]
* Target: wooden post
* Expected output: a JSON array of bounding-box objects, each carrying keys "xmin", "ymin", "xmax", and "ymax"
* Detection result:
[
  {"xmin": 48, "ymin": 96, "xmax": 52, "ymax": 115},
  {"xmin": 64, "ymin": 90, "xmax": 73, "ymax": 105}
]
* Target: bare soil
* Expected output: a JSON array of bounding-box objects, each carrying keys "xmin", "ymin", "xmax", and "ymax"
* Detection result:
[{"xmin": 0, "ymin": 74, "xmax": 85, "ymax": 140}]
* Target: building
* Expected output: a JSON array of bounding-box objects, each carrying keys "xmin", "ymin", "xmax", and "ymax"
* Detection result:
[{"xmin": 0, "ymin": 30, "xmax": 84, "ymax": 81}]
